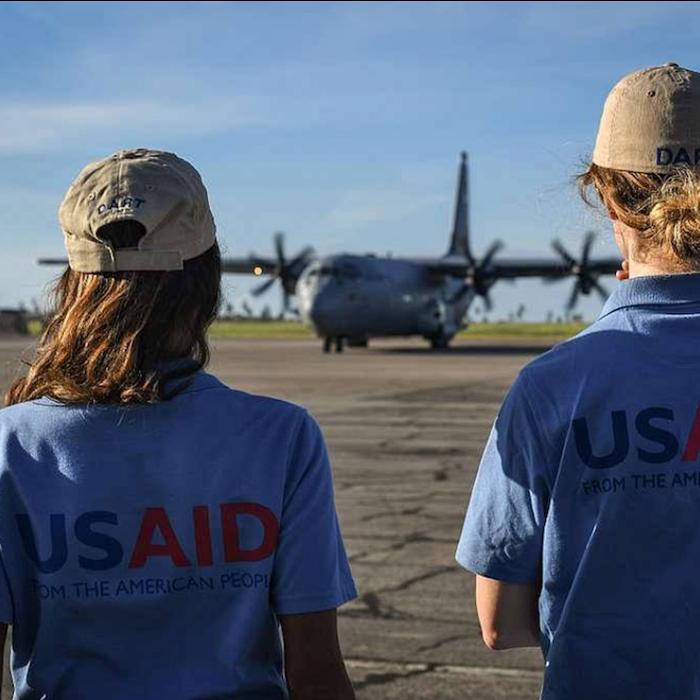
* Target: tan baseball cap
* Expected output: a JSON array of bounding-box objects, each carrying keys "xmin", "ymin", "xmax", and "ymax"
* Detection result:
[
  {"xmin": 58, "ymin": 148, "xmax": 216, "ymax": 272},
  {"xmin": 592, "ymin": 62, "xmax": 700, "ymax": 173}
]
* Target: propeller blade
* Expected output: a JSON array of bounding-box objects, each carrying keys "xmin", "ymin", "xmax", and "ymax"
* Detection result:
[
  {"xmin": 288, "ymin": 246, "xmax": 315, "ymax": 268},
  {"xmin": 481, "ymin": 240, "xmax": 504, "ymax": 268},
  {"xmin": 593, "ymin": 279, "xmax": 609, "ymax": 302},
  {"xmin": 566, "ymin": 284, "xmax": 580, "ymax": 311},
  {"xmin": 273, "ymin": 232, "xmax": 286, "ymax": 266},
  {"xmin": 581, "ymin": 231, "xmax": 596, "ymax": 266},
  {"xmin": 252, "ymin": 277, "xmax": 277, "ymax": 297},
  {"xmin": 552, "ymin": 239, "xmax": 576, "ymax": 267},
  {"xmin": 484, "ymin": 293, "xmax": 493, "ymax": 312}
]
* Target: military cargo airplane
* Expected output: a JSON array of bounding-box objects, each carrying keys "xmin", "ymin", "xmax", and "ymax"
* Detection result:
[{"xmin": 38, "ymin": 153, "xmax": 621, "ymax": 352}]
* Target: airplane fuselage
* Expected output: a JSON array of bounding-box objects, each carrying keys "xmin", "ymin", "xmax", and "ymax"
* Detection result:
[{"xmin": 296, "ymin": 254, "xmax": 474, "ymax": 344}]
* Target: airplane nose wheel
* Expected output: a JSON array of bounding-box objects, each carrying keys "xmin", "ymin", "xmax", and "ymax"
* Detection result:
[{"xmin": 323, "ymin": 337, "xmax": 345, "ymax": 353}]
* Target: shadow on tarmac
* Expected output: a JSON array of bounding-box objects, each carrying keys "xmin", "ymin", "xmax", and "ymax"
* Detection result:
[{"xmin": 373, "ymin": 343, "xmax": 553, "ymax": 356}]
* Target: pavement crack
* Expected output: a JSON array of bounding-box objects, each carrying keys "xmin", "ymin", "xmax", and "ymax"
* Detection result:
[
  {"xmin": 384, "ymin": 564, "xmax": 454, "ymax": 593},
  {"xmin": 415, "ymin": 633, "xmax": 470, "ymax": 653},
  {"xmin": 348, "ymin": 531, "xmax": 430, "ymax": 562},
  {"xmin": 352, "ymin": 662, "xmax": 437, "ymax": 691},
  {"xmin": 354, "ymin": 591, "xmax": 407, "ymax": 620}
]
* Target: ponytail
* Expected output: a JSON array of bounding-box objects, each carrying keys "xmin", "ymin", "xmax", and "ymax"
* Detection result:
[{"xmin": 648, "ymin": 170, "xmax": 700, "ymax": 263}]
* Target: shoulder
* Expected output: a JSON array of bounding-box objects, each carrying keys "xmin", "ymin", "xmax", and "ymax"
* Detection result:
[
  {"xmin": 0, "ymin": 398, "xmax": 73, "ymax": 457},
  {"xmin": 194, "ymin": 372, "xmax": 313, "ymax": 433},
  {"xmin": 0, "ymin": 397, "xmax": 63, "ymax": 428},
  {"xmin": 495, "ymin": 316, "xmax": 630, "ymax": 446},
  {"xmin": 0, "ymin": 374, "xmax": 313, "ymax": 438},
  {"xmin": 204, "ymin": 381, "xmax": 328, "ymax": 481},
  {"xmin": 518, "ymin": 314, "xmax": 629, "ymax": 394}
]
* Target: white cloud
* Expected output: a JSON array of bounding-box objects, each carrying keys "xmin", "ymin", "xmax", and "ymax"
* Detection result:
[
  {"xmin": 0, "ymin": 99, "xmax": 270, "ymax": 155},
  {"xmin": 0, "ymin": 90, "xmax": 416, "ymax": 156}
]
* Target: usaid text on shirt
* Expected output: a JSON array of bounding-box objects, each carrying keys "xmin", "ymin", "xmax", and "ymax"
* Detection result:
[
  {"xmin": 574, "ymin": 405, "xmax": 700, "ymax": 496},
  {"xmin": 573, "ymin": 405, "xmax": 700, "ymax": 469},
  {"xmin": 17, "ymin": 502, "xmax": 279, "ymax": 574}
]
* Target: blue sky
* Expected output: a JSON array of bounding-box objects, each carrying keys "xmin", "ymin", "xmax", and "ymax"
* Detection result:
[{"xmin": 1, "ymin": 0, "xmax": 698, "ymax": 320}]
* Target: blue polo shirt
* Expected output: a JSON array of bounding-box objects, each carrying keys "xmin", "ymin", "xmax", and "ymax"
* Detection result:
[
  {"xmin": 457, "ymin": 273, "xmax": 700, "ymax": 700},
  {"xmin": 0, "ymin": 368, "xmax": 357, "ymax": 699}
]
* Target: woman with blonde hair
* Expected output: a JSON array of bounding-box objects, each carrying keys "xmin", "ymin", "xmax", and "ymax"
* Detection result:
[
  {"xmin": 0, "ymin": 149, "xmax": 357, "ymax": 699},
  {"xmin": 456, "ymin": 63, "xmax": 700, "ymax": 699}
]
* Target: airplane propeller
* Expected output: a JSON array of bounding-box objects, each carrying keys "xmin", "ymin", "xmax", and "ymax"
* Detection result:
[
  {"xmin": 470, "ymin": 240, "xmax": 504, "ymax": 311},
  {"xmin": 251, "ymin": 232, "xmax": 315, "ymax": 311},
  {"xmin": 451, "ymin": 239, "xmax": 505, "ymax": 309},
  {"xmin": 549, "ymin": 231, "xmax": 609, "ymax": 311}
]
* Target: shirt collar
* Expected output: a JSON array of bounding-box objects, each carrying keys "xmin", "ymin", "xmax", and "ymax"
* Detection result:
[
  {"xmin": 600, "ymin": 272, "xmax": 700, "ymax": 318},
  {"xmin": 153, "ymin": 356, "xmax": 221, "ymax": 396},
  {"xmin": 154, "ymin": 356, "xmax": 199, "ymax": 374}
]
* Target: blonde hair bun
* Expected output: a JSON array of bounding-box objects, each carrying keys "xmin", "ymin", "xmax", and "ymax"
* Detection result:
[{"xmin": 649, "ymin": 171, "xmax": 700, "ymax": 261}]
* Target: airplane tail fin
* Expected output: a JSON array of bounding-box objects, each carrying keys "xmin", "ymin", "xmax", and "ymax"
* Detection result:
[{"xmin": 446, "ymin": 152, "xmax": 473, "ymax": 262}]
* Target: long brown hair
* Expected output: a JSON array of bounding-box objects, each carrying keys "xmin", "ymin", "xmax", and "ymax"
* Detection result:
[
  {"xmin": 6, "ymin": 221, "xmax": 221, "ymax": 406},
  {"xmin": 579, "ymin": 162, "xmax": 700, "ymax": 270}
]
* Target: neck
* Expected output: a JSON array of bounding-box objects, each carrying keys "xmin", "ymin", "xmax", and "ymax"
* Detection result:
[
  {"xmin": 626, "ymin": 259, "xmax": 677, "ymax": 279},
  {"xmin": 626, "ymin": 254, "xmax": 698, "ymax": 279}
]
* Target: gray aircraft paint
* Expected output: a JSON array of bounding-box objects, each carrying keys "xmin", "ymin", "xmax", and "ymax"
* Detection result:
[{"xmin": 296, "ymin": 254, "xmax": 475, "ymax": 341}]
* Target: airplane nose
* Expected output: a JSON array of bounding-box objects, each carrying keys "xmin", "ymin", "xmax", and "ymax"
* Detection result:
[{"xmin": 308, "ymin": 292, "xmax": 335, "ymax": 333}]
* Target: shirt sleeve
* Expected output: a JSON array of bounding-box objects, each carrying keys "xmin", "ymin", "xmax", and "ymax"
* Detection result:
[
  {"xmin": 455, "ymin": 370, "xmax": 552, "ymax": 584},
  {"xmin": 271, "ymin": 410, "xmax": 358, "ymax": 615}
]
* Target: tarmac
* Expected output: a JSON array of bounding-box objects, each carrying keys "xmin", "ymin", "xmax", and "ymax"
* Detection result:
[{"xmin": 0, "ymin": 335, "xmax": 549, "ymax": 699}]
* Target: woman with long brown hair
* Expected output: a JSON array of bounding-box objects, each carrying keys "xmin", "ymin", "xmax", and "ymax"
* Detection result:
[
  {"xmin": 0, "ymin": 149, "xmax": 357, "ymax": 699},
  {"xmin": 457, "ymin": 63, "xmax": 700, "ymax": 699}
]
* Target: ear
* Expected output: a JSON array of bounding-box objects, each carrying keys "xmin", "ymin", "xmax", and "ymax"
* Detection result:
[{"xmin": 611, "ymin": 218, "xmax": 630, "ymax": 260}]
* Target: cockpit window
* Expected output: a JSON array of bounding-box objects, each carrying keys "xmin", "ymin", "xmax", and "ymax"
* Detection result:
[{"xmin": 309, "ymin": 264, "xmax": 360, "ymax": 281}]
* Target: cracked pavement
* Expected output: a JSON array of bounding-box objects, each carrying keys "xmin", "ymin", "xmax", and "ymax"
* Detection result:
[{"xmin": 0, "ymin": 336, "xmax": 548, "ymax": 699}]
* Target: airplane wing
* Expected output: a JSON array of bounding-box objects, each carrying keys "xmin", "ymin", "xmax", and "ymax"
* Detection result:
[
  {"xmin": 487, "ymin": 257, "xmax": 621, "ymax": 279},
  {"xmin": 416, "ymin": 232, "xmax": 622, "ymax": 311},
  {"xmin": 220, "ymin": 257, "xmax": 278, "ymax": 275},
  {"xmin": 419, "ymin": 256, "xmax": 621, "ymax": 279},
  {"xmin": 418, "ymin": 229, "xmax": 622, "ymax": 282}
]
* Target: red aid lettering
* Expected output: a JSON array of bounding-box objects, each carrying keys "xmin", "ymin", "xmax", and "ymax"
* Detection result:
[
  {"xmin": 129, "ymin": 507, "xmax": 191, "ymax": 568},
  {"xmin": 192, "ymin": 505, "xmax": 213, "ymax": 566},
  {"xmin": 683, "ymin": 406, "xmax": 700, "ymax": 462},
  {"xmin": 221, "ymin": 503, "xmax": 279, "ymax": 562}
]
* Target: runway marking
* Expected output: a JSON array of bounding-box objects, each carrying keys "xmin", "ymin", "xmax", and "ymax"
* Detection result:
[{"xmin": 346, "ymin": 657, "xmax": 543, "ymax": 679}]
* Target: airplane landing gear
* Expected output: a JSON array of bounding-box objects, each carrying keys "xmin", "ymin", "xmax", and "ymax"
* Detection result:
[
  {"xmin": 323, "ymin": 337, "xmax": 345, "ymax": 353},
  {"xmin": 429, "ymin": 333, "xmax": 451, "ymax": 350}
]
